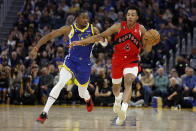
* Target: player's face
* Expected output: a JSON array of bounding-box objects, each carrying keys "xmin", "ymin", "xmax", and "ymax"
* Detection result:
[
  {"xmin": 78, "ymin": 12, "xmax": 89, "ymax": 27},
  {"xmin": 126, "ymin": 10, "xmax": 138, "ymax": 25}
]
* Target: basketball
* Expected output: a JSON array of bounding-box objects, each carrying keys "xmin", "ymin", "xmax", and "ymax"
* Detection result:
[{"xmin": 142, "ymin": 29, "xmax": 160, "ymax": 46}]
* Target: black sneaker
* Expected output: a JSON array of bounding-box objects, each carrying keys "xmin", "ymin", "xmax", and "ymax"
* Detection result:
[{"xmin": 36, "ymin": 112, "xmax": 48, "ymax": 124}]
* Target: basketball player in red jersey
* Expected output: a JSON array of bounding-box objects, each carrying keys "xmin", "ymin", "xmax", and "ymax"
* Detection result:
[{"xmin": 70, "ymin": 5, "xmax": 158, "ymax": 125}]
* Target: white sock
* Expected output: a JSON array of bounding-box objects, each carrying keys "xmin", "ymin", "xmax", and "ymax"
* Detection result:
[
  {"xmin": 78, "ymin": 86, "xmax": 90, "ymax": 101},
  {"xmin": 115, "ymin": 92, "xmax": 123, "ymax": 104},
  {"xmin": 121, "ymin": 102, "xmax": 128, "ymax": 111},
  {"xmin": 43, "ymin": 96, "xmax": 56, "ymax": 114}
]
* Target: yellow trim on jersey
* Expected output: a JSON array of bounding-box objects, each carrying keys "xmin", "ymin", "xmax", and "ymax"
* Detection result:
[
  {"xmin": 74, "ymin": 23, "xmax": 89, "ymax": 32},
  {"xmin": 69, "ymin": 25, "xmax": 75, "ymax": 39},
  {"xmin": 74, "ymin": 78, "xmax": 89, "ymax": 87},
  {"xmin": 58, "ymin": 64, "xmax": 89, "ymax": 87},
  {"xmin": 91, "ymin": 24, "xmax": 94, "ymax": 36}
]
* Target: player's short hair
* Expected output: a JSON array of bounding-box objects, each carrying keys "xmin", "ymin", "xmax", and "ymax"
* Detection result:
[
  {"xmin": 125, "ymin": 5, "xmax": 140, "ymax": 18},
  {"xmin": 75, "ymin": 9, "xmax": 88, "ymax": 18}
]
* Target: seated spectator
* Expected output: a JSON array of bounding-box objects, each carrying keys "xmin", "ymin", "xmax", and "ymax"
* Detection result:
[
  {"xmin": 166, "ymin": 77, "xmax": 182, "ymax": 108},
  {"xmin": 130, "ymin": 81, "xmax": 144, "ymax": 107},
  {"xmin": 182, "ymin": 67, "xmax": 196, "ymax": 100},
  {"xmin": 170, "ymin": 68, "xmax": 182, "ymax": 86},
  {"xmin": 95, "ymin": 79, "xmax": 114, "ymax": 106},
  {"xmin": 30, "ymin": 64, "xmax": 40, "ymax": 95},
  {"xmin": 153, "ymin": 67, "xmax": 169, "ymax": 100},
  {"xmin": 175, "ymin": 56, "xmax": 188, "ymax": 77},
  {"xmin": 39, "ymin": 50, "xmax": 49, "ymax": 67},
  {"xmin": 0, "ymin": 71, "xmax": 9, "ymax": 104},
  {"xmin": 189, "ymin": 47, "xmax": 196, "ymax": 71},
  {"xmin": 48, "ymin": 64, "xmax": 57, "ymax": 77},
  {"xmin": 53, "ymin": 46, "xmax": 64, "ymax": 68},
  {"xmin": 39, "ymin": 67, "xmax": 53, "ymax": 104},
  {"xmin": 10, "ymin": 51, "xmax": 20, "ymax": 68},
  {"xmin": 19, "ymin": 75, "xmax": 37, "ymax": 105},
  {"xmin": 140, "ymin": 68, "xmax": 154, "ymax": 106}
]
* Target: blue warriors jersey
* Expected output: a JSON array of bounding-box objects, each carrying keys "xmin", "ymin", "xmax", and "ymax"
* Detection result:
[
  {"xmin": 63, "ymin": 23, "xmax": 94, "ymax": 87},
  {"xmin": 68, "ymin": 23, "xmax": 94, "ymax": 59}
]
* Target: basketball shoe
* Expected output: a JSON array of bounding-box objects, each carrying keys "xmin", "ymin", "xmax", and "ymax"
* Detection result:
[
  {"xmin": 37, "ymin": 112, "xmax": 48, "ymax": 124},
  {"xmin": 85, "ymin": 97, "xmax": 93, "ymax": 112},
  {"xmin": 116, "ymin": 109, "xmax": 126, "ymax": 125}
]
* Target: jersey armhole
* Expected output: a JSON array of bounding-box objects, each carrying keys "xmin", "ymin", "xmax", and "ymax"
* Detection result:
[
  {"xmin": 115, "ymin": 22, "xmax": 124, "ymax": 39},
  {"xmin": 68, "ymin": 25, "xmax": 75, "ymax": 39},
  {"xmin": 91, "ymin": 24, "xmax": 94, "ymax": 36}
]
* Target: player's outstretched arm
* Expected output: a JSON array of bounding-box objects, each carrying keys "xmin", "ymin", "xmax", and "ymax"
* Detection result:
[
  {"xmin": 30, "ymin": 26, "xmax": 71, "ymax": 59},
  {"xmin": 69, "ymin": 23, "xmax": 120, "ymax": 49}
]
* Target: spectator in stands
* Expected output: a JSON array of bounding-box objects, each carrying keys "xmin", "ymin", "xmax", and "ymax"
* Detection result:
[
  {"xmin": 189, "ymin": 47, "xmax": 196, "ymax": 71},
  {"xmin": 170, "ymin": 68, "xmax": 182, "ymax": 86},
  {"xmin": 65, "ymin": 15, "xmax": 75, "ymax": 25},
  {"xmin": 0, "ymin": 71, "xmax": 9, "ymax": 103},
  {"xmin": 39, "ymin": 67, "xmax": 53, "ymax": 104},
  {"xmin": 19, "ymin": 75, "xmax": 37, "ymax": 105},
  {"xmin": 154, "ymin": 67, "xmax": 169, "ymax": 99},
  {"xmin": 190, "ymin": 7, "xmax": 196, "ymax": 27},
  {"xmin": 181, "ymin": 66, "xmax": 189, "ymax": 79},
  {"xmin": 130, "ymin": 81, "xmax": 144, "ymax": 107},
  {"xmin": 182, "ymin": 67, "xmax": 196, "ymax": 100},
  {"xmin": 95, "ymin": 79, "xmax": 113, "ymax": 106},
  {"xmin": 11, "ymin": 26, "xmax": 23, "ymax": 42},
  {"xmin": 7, "ymin": 34, "xmax": 16, "ymax": 47},
  {"xmin": 10, "ymin": 51, "xmax": 20, "ymax": 68},
  {"xmin": 175, "ymin": 56, "xmax": 188, "ymax": 77},
  {"xmin": 140, "ymin": 68, "xmax": 154, "ymax": 106},
  {"xmin": 48, "ymin": 64, "xmax": 57, "ymax": 77},
  {"xmin": 52, "ymin": 46, "xmax": 64, "ymax": 68},
  {"xmin": 26, "ymin": 14, "xmax": 38, "ymax": 33},
  {"xmin": 39, "ymin": 9, "xmax": 52, "ymax": 29},
  {"xmin": 166, "ymin": 77, "xmax": 182, "ymax": 108},
  {"xmin": 30, "ymin": 64, "xmax": 39, "ymax": 99},
  {"xmin": 39, "ymin": 50, "xmax": 49, "ymax": 67},
  {"xmin": 32, "ymin": 6, "xmax": 42, "ymax": 20}
]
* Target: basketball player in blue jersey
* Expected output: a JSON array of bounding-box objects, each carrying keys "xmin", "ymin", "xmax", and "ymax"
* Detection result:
[{"xmin": 30, "ymin": 10, "xmax": 105, "ymax": 124}]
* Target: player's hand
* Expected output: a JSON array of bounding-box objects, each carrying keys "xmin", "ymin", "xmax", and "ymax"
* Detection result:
[
  {"xmin": 29, "ymin": 47, "xmax": 38, "ymax": 60},
  {"xmin": 69, "ymin": 41, "xmax": 81, "ymax": 50}
]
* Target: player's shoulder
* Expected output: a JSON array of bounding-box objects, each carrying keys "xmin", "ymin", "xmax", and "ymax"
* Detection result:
[
  {"xmin": 139, "ymin": 24, "xmax": 146, "ymax": 35},
  {"xmin": 139, "ymin": 24, "xmax": 145, "ymax": 30}
]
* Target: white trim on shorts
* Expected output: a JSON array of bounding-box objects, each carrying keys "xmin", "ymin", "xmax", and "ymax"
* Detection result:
[
  {"xmin": 123, "ymin": 66, "xmax": 138, "ymax": 76},
  {"xmin": 112, "ymin": 66, "xmax": 138, "ymax": 84}
]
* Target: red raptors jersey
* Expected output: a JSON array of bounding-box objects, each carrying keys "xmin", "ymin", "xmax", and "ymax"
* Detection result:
[{"xmin": 113, "ymin": 21, "xmax": 142, "ymax": 62}]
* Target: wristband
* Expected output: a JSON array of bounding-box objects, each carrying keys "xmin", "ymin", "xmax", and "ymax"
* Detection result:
[{"xmin": 99, "ymin": 38, "xmax": 108, "ymax": 47}]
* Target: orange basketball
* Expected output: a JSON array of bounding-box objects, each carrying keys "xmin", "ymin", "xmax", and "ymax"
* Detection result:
[{"xmin": 142, "ymin": 29, "xmax": 160, "ymax": 46}]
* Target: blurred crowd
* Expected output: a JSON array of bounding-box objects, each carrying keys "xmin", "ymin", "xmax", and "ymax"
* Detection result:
[{"xmin": 0, "ymin": 0, "xmax": 196, "ymax": 108}]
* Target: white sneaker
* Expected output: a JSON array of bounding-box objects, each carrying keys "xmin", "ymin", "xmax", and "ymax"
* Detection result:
[
  {"xmin": 117, "ymin": 109, "xmax": 126, "ymax": 125},
  {"xmin": 115, "ymin": 117, "xmax": 123, "ymax": 125},
  {"xmin": 113, "ymin": 103, "xmax": 121, "ymax": 113}
]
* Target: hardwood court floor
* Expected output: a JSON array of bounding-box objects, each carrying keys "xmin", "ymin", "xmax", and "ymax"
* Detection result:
[{"xmin": 0, "ymin": 105, "xmax": 196, "ymax": 131}]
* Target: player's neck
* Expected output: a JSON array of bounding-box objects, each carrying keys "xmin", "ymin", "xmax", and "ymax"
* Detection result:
[
  {"xmin": 127, "ymin": 22, "xmax": 136, "ymax": 30},
  {"xmin": 76, "ymin": 23, "xmax": 86, "ymax": 29}
]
